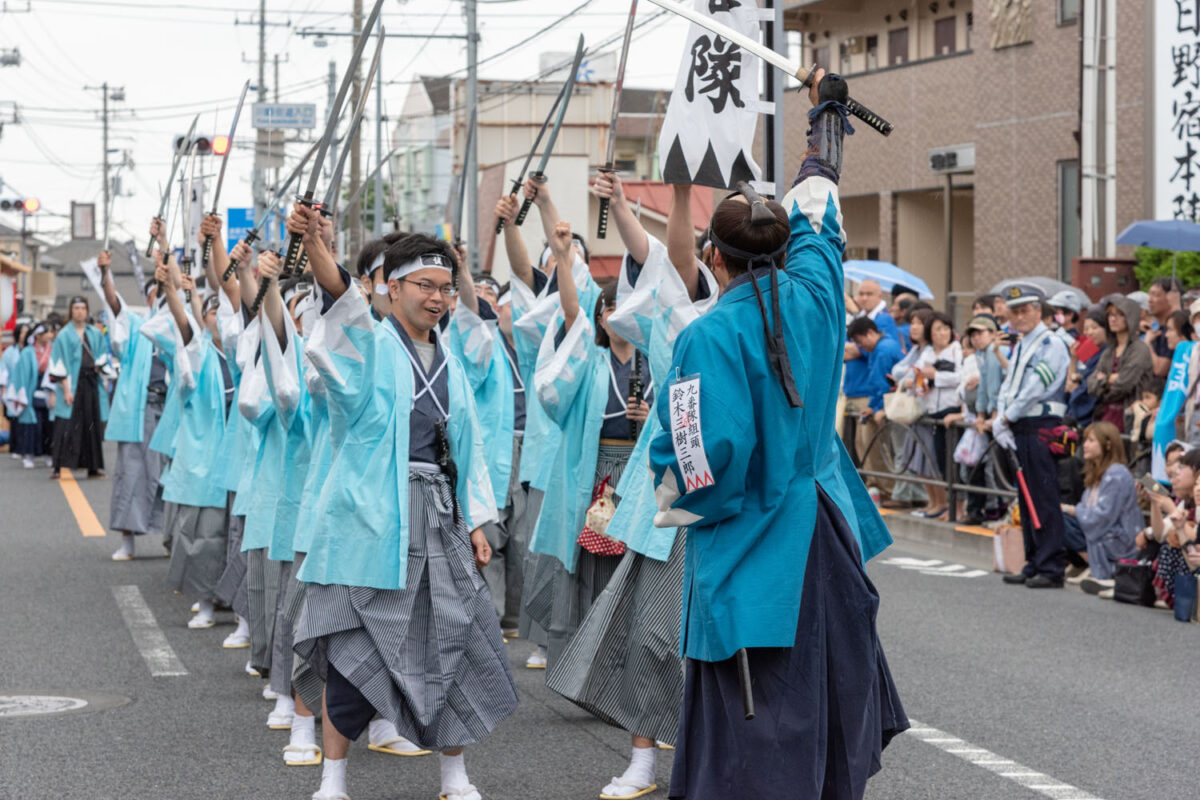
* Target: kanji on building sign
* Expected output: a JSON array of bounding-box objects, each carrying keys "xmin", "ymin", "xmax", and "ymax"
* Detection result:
[
  {"xmin": 1180, "ymin": 0, "xmax": 1200, "ymax": 36},
  {"xmin": 1173, "ymin": 42, "xmax": 1200, "ymax": 89},
  {"xmin": 685, "ymin": 35, "xmax": 745, "ymax": 114}
]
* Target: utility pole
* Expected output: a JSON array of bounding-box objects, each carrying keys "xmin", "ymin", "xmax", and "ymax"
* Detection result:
[
  {"xmin": 373, "ymin": 12, "xmax": 384, "ymax": 237},
  {"xmin": 466, "ymin": 0, "xmax": 479, "ymax": 274},
  {"xmin": 348, "ymin": 0, "xmax": 364, "ymax": 256},
  {"xmin": 84, "ymin": 82, "xmax": 124, "ymax": 242},
  {"xmin": 762, "ymin": 0, "xmax": 784, "ymax": 196},
  {"xmin": 253, "ymin": 0, "xmax": 267, "ymax": 228}
]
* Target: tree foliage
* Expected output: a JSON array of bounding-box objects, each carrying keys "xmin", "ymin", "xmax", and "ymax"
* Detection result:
[{"xmin": 1134, "ymin": 247, "xmax": 1200, "ymax": 290}]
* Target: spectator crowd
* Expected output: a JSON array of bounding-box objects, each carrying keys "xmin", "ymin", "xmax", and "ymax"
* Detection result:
[{"xmin": 843, "ymin": 276, "xmax": 1200, "ymax": 612}]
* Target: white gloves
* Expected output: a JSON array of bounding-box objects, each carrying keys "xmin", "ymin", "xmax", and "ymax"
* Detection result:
[{"xmin": 992, "ymin": 416, "xmax": 1016, "ymax": 451}]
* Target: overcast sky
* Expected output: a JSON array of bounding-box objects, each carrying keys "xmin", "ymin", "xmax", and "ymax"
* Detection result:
[{"xmin": 0, "ymin": 0, "xmax": 691, "ymax": 250}]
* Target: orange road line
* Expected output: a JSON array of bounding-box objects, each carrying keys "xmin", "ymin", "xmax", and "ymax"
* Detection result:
[
  {"xmin": 955, "ymin": 525, "xmax": 996, "ymax": 538},
  {"xmin": 57, "ymin": 471, "xmax": 107, "ymax": 537}
]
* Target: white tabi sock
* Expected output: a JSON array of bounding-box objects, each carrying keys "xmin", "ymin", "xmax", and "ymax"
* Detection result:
[
  {"xmin": 439, "ymin": 752, "xmax": 470, "ymax": 794},
  {"xmin": 602, "ymin": 746, "xmax": 656, "ymax": 796},
  {"xmin": 111, "ymin": 534, "xmax": 135, "ymax": 560},
  {"xmin": 290, "ymin": 712, "xmax": 316, "ymax": 748},
  {"xmin": 315, "ymin": 757, "xmax": 347, "ymax": 799},
  {"xmin": 272, "ymin": 694, "xmax": 295, "ymax": 717}
]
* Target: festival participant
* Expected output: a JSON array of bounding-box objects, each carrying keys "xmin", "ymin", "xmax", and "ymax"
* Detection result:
[
  {"xmin": 292, "ymin": 208, "xmax": 512, "ymax": 800},
  {"xmin": 32, "ymin": 324, "xmax": 56, "ymax": 463},
  {"xmin": 0, "ymin": 321, "xmax": 25, "ymax": 456},
  {"xmin": 3, "ymin": 322, "xmax": 36, "ymax": 467},
  {"xmin": 545, "ymin": 172, "xmax": 718, "ymax": 800},
  {"xmin": 649, "ymin": 70, "xmax": 907, "ymax": 799},
  {"xmin": 99, "ymin": 251, "xmax": 168, "ymax": 561},
  {"xmin": 47, "ymin": 294, "xmax": 110, "ymax": 479},
  {"xmin": 142, "ymin": 258, "xmax": 229, "ymax": 629}
]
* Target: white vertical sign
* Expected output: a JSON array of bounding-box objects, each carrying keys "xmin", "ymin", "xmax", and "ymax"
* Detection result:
[{"xmin": 1155, "ymin": 2, "xmax": 1200, "ymax": 220}]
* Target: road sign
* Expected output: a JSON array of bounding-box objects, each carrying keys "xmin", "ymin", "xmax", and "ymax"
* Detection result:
[
  {"xmin": 227, "ymin": 207, "xmax": 285, "ymax": 253},
  {"xmin": 252, "ymin": 103, "xmax": 317, "ymax": 130}
]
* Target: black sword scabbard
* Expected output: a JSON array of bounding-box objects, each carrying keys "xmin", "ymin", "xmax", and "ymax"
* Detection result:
[{"xmin": 845, "ymin": 97, "xmax": 894, "ymax": 137}]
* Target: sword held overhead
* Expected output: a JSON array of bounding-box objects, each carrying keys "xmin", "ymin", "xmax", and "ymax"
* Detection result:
[
  {"xmin": 452, "ymin": 107, "xmax": 477, "ymax": 248},
  {"xmin": 147, "ymin": 113, "xmax": 199, "ymax": 258},
  {"xmin": 514, "ymin": 35, "xmax": 587, "ymax": 227},
  {"xmin": 643, "ymin": 0, "xmax": 894, "ymax": 137},
  {"xmin": 203, "ymin": 79, "xmax": 252, "ymax": 271},
  {"xmin": 493, "ymin": 76, "xmax": 571, "ymax": 236},
  {"xmin": 596, "ymin": 0, "xmax": 638, "ymax": 240}
]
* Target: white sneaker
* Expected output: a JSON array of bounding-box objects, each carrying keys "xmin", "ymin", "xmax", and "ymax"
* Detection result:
[
  {"xmin": 22, "ymin": 456, "xmax": 34, "ymax": 469},
  {"xmin": 1097, "ymin": 588, "xmax": 1116, "ymax": 600},
  {"xmin": 1080, "ymin": 576, "xmax": 1115, "ymax": 595},
  {"xmin": 525, "ymin": 648, "xmax": 547, "ymax": 670},
  {"xmin": 10, "ymin": 451, "xmax": 19, "ymax": 459},
  {"xmin": 1066, "ymin": 567, "xmax": 1091, "ymax": 586},
  {"xmin": 43, "ymin": 457, "xmax": 53, "ymax": 467}
]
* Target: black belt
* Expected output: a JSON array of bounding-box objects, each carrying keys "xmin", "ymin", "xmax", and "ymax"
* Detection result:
[{"xmin": 147, "ymin": 386, "xmax": 167, "ymax": 399}]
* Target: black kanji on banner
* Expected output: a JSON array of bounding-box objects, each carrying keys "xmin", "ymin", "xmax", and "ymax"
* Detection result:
[{"xmin": 685, "ymin": 35, "xmax": 745, "ymax": 114}]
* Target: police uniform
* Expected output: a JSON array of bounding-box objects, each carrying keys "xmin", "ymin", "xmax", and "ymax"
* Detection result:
[{"xmin": 993, "ymin": 285, "xmax": 1071, "ymax": 586}]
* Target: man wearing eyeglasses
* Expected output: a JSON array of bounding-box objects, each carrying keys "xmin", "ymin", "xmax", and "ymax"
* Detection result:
[{"xmin": 286, "ymin": 205, "xmax": 516, "ymax": 800}]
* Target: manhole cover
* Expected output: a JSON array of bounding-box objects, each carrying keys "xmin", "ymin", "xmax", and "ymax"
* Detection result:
[{"xmin": 0, "ymin": 691, "xmax": 129, "ymax": 719}]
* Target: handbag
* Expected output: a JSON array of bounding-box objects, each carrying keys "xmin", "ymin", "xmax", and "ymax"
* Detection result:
[
  {"xmin": 577, "ymin": 476, "xmax": 626, "ymax": 556},
  {"xmin": 1112, "ymin": 559, "xmax": 1157, "ymax": 607},
  {"xmin": 883, "ymin": 390, "xmax": 924, "ymax": 425},
  {"xmin": 1174, "ymin": 571, "xmax": 1199, "ymax": 622}
]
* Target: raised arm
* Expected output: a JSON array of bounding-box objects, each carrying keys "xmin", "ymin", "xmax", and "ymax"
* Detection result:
[
  {"xmin": 551, "ymin": 221, "xmax": 579, "ymax": 331},
  {"xmin": 524, "ymin": 175, "xmax": 561, "ymax": 252},
  {"xmin": 496, "ymin": 193, "xmax": 536, "ymax": 290},
  {"xmin": 256, "ymin": 250, "xmax": 288, "ymax": 350},
  {"xmin": 156, "ymin": 257, "xmax": 192, "ymax": 346},
  {"xmin": 667, "ymin": 184, "xmax": 701, "ymax": 300},
  {"xmin": 456, "ymin": 250, "xmax": 479, "ymax": 316},
  {"xmin": 235, "ymin": 241, "xmax": 259, "ymax": 311},
  {"xmin": 291, "ymin": 203, "xmax": 342, "ymax": 298},
  {"xmin": 592, "ymin": 172, "xmax": 649, "ymax": 265},
  {"xmin": 200, "ymin": 214, "xmax": 231, "ymax": 295},
  {"xmin": 98, "ymin": 250, "xmax": 121, "ymax": 316}
]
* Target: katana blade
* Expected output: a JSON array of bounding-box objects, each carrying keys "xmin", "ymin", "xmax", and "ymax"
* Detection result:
[
  {"xmin": 282, "ymin": 0, "xmax": 386, "ymax": 275},
  {"xmin": 453, "ymin": 107, "xmax": 477, "ymax": 247},
  {"xmin": 321, "ymin": 27, "xmax": 386, "ymax": 211},
  {"xmin": 494, "ymin": 76, "xmax": 570, "ymax": 235},
  {"xmin": 642, "ymin": 0, "xmax": 893, "ymax": 136},
  {"xmin": 515, "ymin": 35, "xmax": 586, "ymax": 227},
  {"xmin": 147, "ymin": 113, "xmax": 199, "ymax": 257},
  {"xmin": 597, "ymin": 0, "xmax": 639, "ymax": 239},
  {"xmin": 179, "ymin": 143, "xmax": 199, "ymax": 301},
  {"xmin": 204, "ymin": 79, "xmax": 252, "ymax": 271}
]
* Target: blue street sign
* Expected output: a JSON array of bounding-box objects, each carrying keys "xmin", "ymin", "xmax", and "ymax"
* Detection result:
[{"xmin": 227, "ymin": 207, "xmax": 286, "ymax": 253}]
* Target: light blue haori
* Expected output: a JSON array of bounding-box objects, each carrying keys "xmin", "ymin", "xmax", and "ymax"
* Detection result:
[
  {"xmin": 529, "ymin": 309, "xmax": 613, "ymax": 574},
  {"xmin": 604, "ymin": 234, "xmax": 718, "ymax": 562},
  {"xmin": 510, "ymin": 255, "xmax": 601, "ymax": 493},
  {"xmin": 298, "ymin": 287, "xmax": 497, "ymax": 591},
  {"xmin": 48, "ymin": 322, "xmax": 110, "ymax": 422},
  {"xmin": 7, "ymin": 346, "xmax": 39, "ymax": 424},
  {"xmin": 238, "ymin": 339, "xmax": 284, "ymax": 553},
  {"xmin": 157, "ymin": 328, "xmax": 229, "ymax": 509},
  {"xmin": 293, "ymin": 358, "xmax": 330, "ymax": 555},
  {"xmin": 105, "ymin": 299, "xmax": 161, "ymax": 443},
  {"xmin": 142, "ymin": 298, "xmax": 188, "ymax": 458},
  {"xmin": 447, "ymin": 302, "xmax": 514, "ymax": 508},
  {"xmin": 649, "ymin": 175, "xmax": 893, "ymax": 663},
  {"xmin": 261, "ymin": 315, "xmax": 314, "ymax": 563}
]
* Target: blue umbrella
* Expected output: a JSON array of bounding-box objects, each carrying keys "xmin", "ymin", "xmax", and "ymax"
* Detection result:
[
  {"xmin": 1117, "ymin": 219, "xmax": 1200, "ymax": 284},
  {"xmin": 841, "ymin": 260, "xmax": 934, "ymax": 299}
]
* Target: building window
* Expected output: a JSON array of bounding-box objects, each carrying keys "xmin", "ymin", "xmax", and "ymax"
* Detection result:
[
  {"xmin": 888, "ymin": 27, "xmax": 908, "ymax": 66},
  {"xmin": 865, "ymin": 35, "xmax": 879, "ymax": 71},
  {"xmin": 1058, "ymin": 0, "xmax": 1079, "ymax": 25},
  {"xmin": 1058, "ymin": 159, "xmax": 1080, "ymax": 282},
  {"xmin": 813, "ymin": 44, "xmax": 830, "ymax": 71},
  {"xmin": 934, "ymin": 16, "xmax": 957, "ymax": 56},
  {"xmin": 839, "ymin": 40, "xmax": 853, "ymax": 73}
]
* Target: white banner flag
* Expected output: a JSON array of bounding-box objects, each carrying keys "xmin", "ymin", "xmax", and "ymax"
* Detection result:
[{"xmin": 657, "ymin": 0, "xmax": 763, "ymax": 190}]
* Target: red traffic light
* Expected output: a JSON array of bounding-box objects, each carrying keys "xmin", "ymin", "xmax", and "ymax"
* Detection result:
[
  {"xmin": 22, "ymin": 198, "xmax": 39, "ymax": 213},
  {"xmin": 212, "ymin": 135, "xmax": 230, "ymax": 156}
]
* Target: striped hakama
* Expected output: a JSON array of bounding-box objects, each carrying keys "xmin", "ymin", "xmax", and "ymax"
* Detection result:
[
  {"xmin": 543, "ymin": 441, "xmax": 632, "ymax": 668},
  {"xmin": 283, "ymin": 552, "xmax": 322, "ymax": 713},
  {"xmin": 546, "ymin": 528, "xmax": 686, "ymax": 744},
  {"xmin": 482, "ymin": 434, "xmax": 530, "ymax": 630},
  {"xmin": 163, "ymin": 501, "xmax": 229, "ymax": 599},
  {"xmin": 668, "ymin": 487, "xmax": 908, "ymax": 800},
  {"xmin": 215, "ymin": 506, "xmax": 248, "ymax": 619},
  {"xmin": 293, "ymin": 467, "xmax": 518, "ymax": 749},
  {"xmin": 246, "ymin": 548, "xmax": 286, "ymax": 675},
  {"xmin": 268, "ymin": 559, "xmax": 295, "ymax": 696},
  {"xmin": 108, "ymin": 399, "xmax": 165, "ymax": 536},
  {"xmin": 517, "ymin": 488, "xmax": 549, "ymax": 647}
]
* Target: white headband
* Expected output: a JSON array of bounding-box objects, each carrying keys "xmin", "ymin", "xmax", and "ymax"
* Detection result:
[
  {"xmin": 497, "ymin": 290, "xmax": 512, "ymax": 307},
  {"xmin": 375, "ymin": 253, "xmax": 454, "ymax": 295}
]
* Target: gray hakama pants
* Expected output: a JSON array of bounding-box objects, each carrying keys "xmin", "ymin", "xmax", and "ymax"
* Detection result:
[
  {"xmin": 164, "ymin": 500, "xmax": 229, "ymax": 600},
  {"xmin": 268, "ymin": 559, "xmax": 295, "ymax": 696},
  {"xmin": 482, "ymin": 434, "xmax": 530, "ymax": 630},
  {"xmin": 283, "ymin": 553, "xmax": 322, "ymax": 712},
  {"xmin": 293, "ymin": 467, "xmax": 518, "ymax": 749},
  {"xmin": 546, "ymin": 529, "xmax": 686, "ymax": 745},
  {"xmin": 215, "ymin": 505, "xmax": 248, "ymax": 619},
  {"xmin": 543, "ymin": 442, "xmax": 631, "ymax": 669},
  {"xmin": 517, "ymin": 489, "xmax": 550, "ymax": 647},
  {"xmin": 109, "ymin": 400, "xmax": 165, "ymax": 536},
  {"xmin": 246, "ymin": 548, "xmax": 286, "ymax": 675}
]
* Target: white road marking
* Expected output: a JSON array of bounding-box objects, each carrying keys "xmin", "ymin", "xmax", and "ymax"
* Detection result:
[
  {"xmin": 907, "ymin": 719, "xmax": 1104, "ymax": 799},
  {"xmin": 879, "ymin": 557, "xmax": 989, "ymax": 578},
  {"xmin": 111, "ymin": 585, "xmax": 188, "ymax": 677}
]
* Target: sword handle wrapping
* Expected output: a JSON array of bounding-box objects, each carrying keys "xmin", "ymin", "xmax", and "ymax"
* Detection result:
[
  {"xmin": 296, "ymin": 249, "xmax": 309, "ymax": 276},
  {"xmin": 222, "ymin": 230, "xmax": 258, "ymax": 282},
  {"xmin": 596, "ymin": 167, "xmax": 615, "ymax": 240},
  {"xmin": 249, "ymin": 275, "xmax": 271, "ymax": 317},
  {"xmin": 282, "ymin": 194, "xmax": 314, "ymax": 277},
  {"xmin": 846, "ymin": 97, "xmax": 894, "ymax": 137},
  {"xmin": 494, "ymin": 216, "xmax": 507, "ymax": 236},
  {"xmin": 202, "ymin": 235, "xmax": 213, "ymax": 272},
  {"xmin": 514, "ymin": 197, "xmax": 535, "ymax": 227}
]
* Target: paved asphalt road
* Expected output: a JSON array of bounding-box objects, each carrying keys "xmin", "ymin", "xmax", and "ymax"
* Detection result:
[{"xmin": 1, "ymin": 444, "xmax": 1197, "ymax": 800}]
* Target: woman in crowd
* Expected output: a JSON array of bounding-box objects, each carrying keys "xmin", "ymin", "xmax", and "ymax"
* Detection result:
[
  {"xmin": 1141, "ymin": 446, "xmax": 1200, "ymax": 607},
  {"xmin": 1087, "ymin": 295, "xmax": 1152, "ymax": 433},
  {"xmin": 1060, "ymin": 422, "xmax": 1141, "ymax": 597},
  {"xmin": 1065, "ymin": 310, "xmax": 1108, "ymax": 427},
  {"xmin": 47, "ymin": 295, "xmax": 109, "ymax": 479}
]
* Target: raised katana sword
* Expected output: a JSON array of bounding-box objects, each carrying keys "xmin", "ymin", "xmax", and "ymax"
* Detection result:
[
  {"xmin": 452, "ymin": 107, "xmax": 477, "ymax": 248},
  {"xmin": 515, "ymin": 35, "xmax": 587, "ymax": 227},
  {"xmin": 494, "ymin": 76, "xmax": 570, "ymax": 235},
  {"xmin": 597, "ymin": 0, "xmax": 638, "ymax": 240},
  {"xmin": 281, "ymin": 0, "xmax": 385, "ymax": 276},
  {"xmin": 223, "ymin": 140, "xmax": 320, "ymax": 282},
  {"xmin": 320, "ymin": 26, "xmax": 386, "ymax": 221},
  {"xmin": 203, "ymin": 79, "xmax": 251, "ymax": 272},
  {"xmin": 147, "ymin": 113, "xmax": 199, "ymax": 257},
  {"xmin": 178, "ymin": 141, "xmax": 200, "ymax": 303},
  {"xmin": 643, "ymin": 0, "xmax": 894, "ymax": 136}
]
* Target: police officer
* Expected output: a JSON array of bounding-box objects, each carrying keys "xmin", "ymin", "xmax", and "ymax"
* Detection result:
[{"xmin": 992, "ymin": 284, "xmax": 1071, "ymax": 588}]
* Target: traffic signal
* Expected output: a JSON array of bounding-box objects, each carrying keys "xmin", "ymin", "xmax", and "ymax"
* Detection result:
[
  {"xmin": 174, "ymin": 134, "xmax": 217, "ymax": 155},
  {"xmin": 0, "ymin": 198, "xmax": 38, "ymax": 213},
  {"xmin": 212, "ymin": 135, "xmax": 230, "ymax": 156}
]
